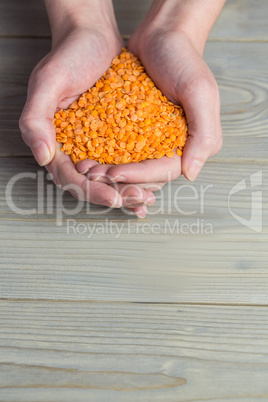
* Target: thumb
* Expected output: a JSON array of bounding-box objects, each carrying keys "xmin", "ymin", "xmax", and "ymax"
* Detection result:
[
  {"xmin": 19, "ymin": 67, "xmax": 59, "ymax": 166},
  {"xmin": 180, "ymin": 77, "xmax": 222, "ymax": 181}
]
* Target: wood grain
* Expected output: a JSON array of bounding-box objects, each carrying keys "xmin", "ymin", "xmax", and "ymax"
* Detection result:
[
  {"xmin": 0, "ymin": 39, "xmax": 50, "ymax": 157},
  {"xmin": 210, "ymin": 0, "xmax": 268, "ymax": 41},
  {"xmin": 1, "ymin": 0, "xmax": 268, "ymax": 40},
  {"xmin": 1, "ymin": 0, "xmax": 268, "ymax": 398},
  {"xmin": 1, "ymin": 157, "xmax": 267, "ymax": 303},
  {"xmin": 0, "ymin": 0, "xmax": 50, "ymax": 37},
  {"xmin": 0, "ymin": 301, "xmax": 268, "ymax": 401}
]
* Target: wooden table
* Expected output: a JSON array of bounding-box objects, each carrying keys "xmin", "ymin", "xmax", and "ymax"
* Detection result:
[{"xmin": 0, "ymin": 1, "xmax": 268, "ymax": 400}]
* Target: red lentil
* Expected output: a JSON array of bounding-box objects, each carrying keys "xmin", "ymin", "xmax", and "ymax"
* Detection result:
[{"xmin": 54, "ymin": 48, "xmax": 188, "ymax": 165}]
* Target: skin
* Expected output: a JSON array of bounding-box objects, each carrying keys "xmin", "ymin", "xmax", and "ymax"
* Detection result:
[{"xmin": 19, "ymin": 0, "xmax": 225, "ymax": 218}]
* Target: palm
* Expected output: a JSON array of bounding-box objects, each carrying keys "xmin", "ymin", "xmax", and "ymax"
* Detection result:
[
  {"xmin": 130, "ymin": 31, "xmax": 196, "ymax": 105},
  {"xmin": 127, "ymin": 28, "xmax": 222, "ymax": 181},
  {"xmin": 80, "ymin": 32, "xmax": 187, "ymax": 189},
  {"xmin": 34, "ymin": 31, "xmax": 155, "ymax": 214},
  {"xmin": 83, "ymin": 28, "xmax": 221, "ymax": 190},
  {"xmin": 49, "ymin": 31, "xmax": 123, "ymax": 110}
]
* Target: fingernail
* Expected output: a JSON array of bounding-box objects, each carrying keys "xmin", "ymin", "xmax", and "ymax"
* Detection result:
[
  {"xmin": 135, "ymin": 206, "xmax": 147, "ymax": 218},
  {"xmin": 108, "ymin": 199, "xmax": 122, "ymax": 208},
  {"xmin": 102, "ymin": 195, "xmax": 122, "ymax": 208},
  {"xmin": 31, "ymin": 141, "xmax": 51, "ymax": 166},
  {"xmin": 89, "ymin": 175, "xmax": 110, "ymax": 184},
  {"xmin": 112, "ymin": 175, "xmax": 127, "ymax": 182},
  {"xmin": 145, "ymin": 197, "xmax": 155, "ymax": 206},
  {"xmin": 79, "ymin": 168, "xmax": 90, "ymax": 175},
  {"xmin": 136, "ymin": 210, "xmax": 146, "ymax": 219},
  {"xmin": 92, "ymin": 175, "xmax": 102, "ymax": 181},
  {"xmin": 125, "ymin": 196, "xmax": 143, "ymax": 205},
  {"xmin": 186, "ymin": 159, "xmax": 204, "ymax": 181}
]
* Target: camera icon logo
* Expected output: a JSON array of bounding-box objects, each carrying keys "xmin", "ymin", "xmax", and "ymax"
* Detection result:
[{"xmin": 228, "ymin": 170, "xmax": 263, "ymax": 233}]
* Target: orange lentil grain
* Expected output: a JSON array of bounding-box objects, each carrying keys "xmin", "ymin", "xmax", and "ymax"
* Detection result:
[
  {"xmin": 54, "ymin": 48, "xmax": 188, "ymax": 165},
  {"xmin": 166, "ymin": 151, "xmax": 175, "ymax": 158}
]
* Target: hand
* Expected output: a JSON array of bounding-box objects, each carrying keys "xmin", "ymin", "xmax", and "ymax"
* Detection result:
[
  {"xmin": 127, "ymin": 24, "xmax": 222, "ymax": 182},
  {"xmin": 19, "ymin": 6, "xmax": 155, "ymax": 215},
  {"xmin": 76, "ymin": 0, "xmax": 223, "ymax": 218}
]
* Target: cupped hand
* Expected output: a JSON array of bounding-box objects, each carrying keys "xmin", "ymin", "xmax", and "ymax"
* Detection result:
[
  {"xmin": 19, "ymin": 26, "xmax": 155, "ymax": 215},
  {"xmin": 77, "ymin": 24, "xmax": 222, "ymax": 216},
  {"xmin": 127, "ymin": 26, "xmax": 222, "ymax": 182}
]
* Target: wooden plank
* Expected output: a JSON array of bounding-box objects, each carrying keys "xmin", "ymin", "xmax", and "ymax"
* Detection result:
[
  {"xmin": 0, "ymin": 0, "xmax": 151, "ymax": 38},
  {"xmin": 0, "ymin": 301, "xmax": 268, "ymax": 401},
  {"xmin": 0, "ymin": 39, "xmax": 51, "ymax": 157},
  {"xmin": 113, "ymin": 0, "xmax": 152, "ymax": 38},
  {"xmin": 205, "ymin": 41, "xmax": 268, "ymax": 162},
  {"xmin": 210, "ymin": 0, "xmax": 268, "ymax": 41},
  {"xmin": 0, "ymin": 157, "xmax": 267, "ymax": 303},
  {"xmin": 1, "ymin": 38, "xmax": 268, "ymax": 161},
  {"xmin": 0, "ymin": 0, "xmax": 50, "ymax": 37},
  {"xmin": 1, "ymin": 0, "xmax": 268, "ymax": 40}
]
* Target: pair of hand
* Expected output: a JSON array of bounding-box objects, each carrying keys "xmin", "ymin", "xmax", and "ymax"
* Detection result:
[{"xmin": 19, "ymin": 16, "xmax": 222, "ymax": 218}]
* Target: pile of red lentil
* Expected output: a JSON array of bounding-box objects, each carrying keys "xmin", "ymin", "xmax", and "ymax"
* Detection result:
[{"xmin": 54, "ymin": 48, "xmax": 188, "ymax": 165}]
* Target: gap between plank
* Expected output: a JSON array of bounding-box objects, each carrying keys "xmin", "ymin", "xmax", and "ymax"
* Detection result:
[
  {"xmin": 0, "ymin": 298, "xmax": 268, "ymax": 307},
  {"xmin": 0, "ymin": 34, "xmax": 268, "ymax": 43}
]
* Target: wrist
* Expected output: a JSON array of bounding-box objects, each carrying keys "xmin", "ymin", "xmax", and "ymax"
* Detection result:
[
  {"xmin": 45, "ymin": 0, "xmax": 120, "ymax": 48},
  {"xmin": 139, "ymin": 0, "xmax": 226, "ymax": 56}
]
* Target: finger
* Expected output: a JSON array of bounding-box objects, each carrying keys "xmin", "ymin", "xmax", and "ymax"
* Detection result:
[
  {"xmin": 75, "ymin": 159, "xmax": 100, "ymax": 174},
  {"xmin": 180, "ymin": 75, "xmax": 222, "ymax": 181},
  {"xmin": 215, "ymin": 89, "xmax": 223, "ymax": 153},
  {"xmin": 112, "ymin": 183, "xmax": 155, "ymax": 207},
  {"xmin": 125, "ymin": 205, "xmax": 148, "ymax": 219},
  {"xmin": 19, "ymin": 63, "xmax": 65, "ymax": 166},
  {"xmin": 77, "ymin": 158, "xmax": 165, "ymax": 195},
  {"xmin": 137, "ymin": 182, "xmax": 166, "ymax": 192},
  {"xmin": 86, "ymin": 164, "xmax": 113, "ymax": 184},
  {"xmin": 106, "ymin": 153, "xmax": 182, "ymax": 184},
  {"xmin": 46, "ymin": 144, "xmax": 122, "ymax": 208},
  {"xmin": 76, "ymin": 160, "xmax": 111, "ymax": 183}
]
